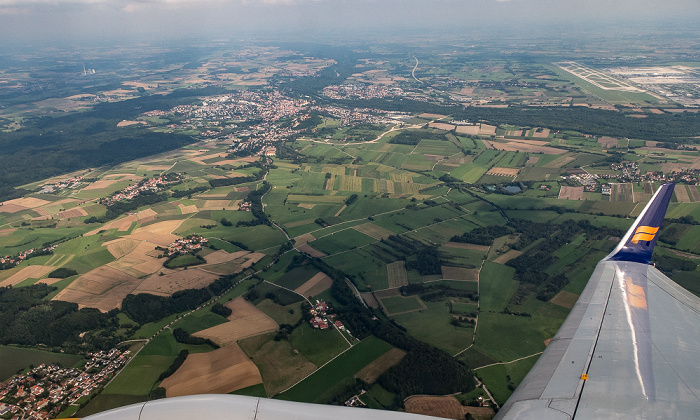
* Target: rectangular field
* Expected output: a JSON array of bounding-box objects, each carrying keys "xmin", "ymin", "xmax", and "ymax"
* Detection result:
[
  {"xmin": 558, "ymin": 186, "xmax": 584, "ymax": 200},
  {"xmin": 194, "ymin": 297, "xmax": 278, "ymax": 346},
  {"xmin": 387, "ymin": 261, "xmax": 409, "ymax": 288}
]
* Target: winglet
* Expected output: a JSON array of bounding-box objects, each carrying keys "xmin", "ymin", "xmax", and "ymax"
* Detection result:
[{"xmin": 605, "ymin": 183, "xmax": 675, "ymax": 264}]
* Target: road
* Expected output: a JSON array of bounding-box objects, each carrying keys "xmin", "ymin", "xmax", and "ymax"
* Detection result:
[{"xmin": 411, "ymin": 56, "xmax": 422, "ymax": 83}]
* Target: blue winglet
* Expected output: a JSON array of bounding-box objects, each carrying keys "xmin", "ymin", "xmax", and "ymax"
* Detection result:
[{"xmin": 605, "ymin": 183, "xmax": 675, "ymax": 264}]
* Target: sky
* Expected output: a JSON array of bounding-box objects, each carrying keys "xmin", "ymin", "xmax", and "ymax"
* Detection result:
[{"xmin": 1, "ymin": 0, "xmax": 699, "ymax": 45}]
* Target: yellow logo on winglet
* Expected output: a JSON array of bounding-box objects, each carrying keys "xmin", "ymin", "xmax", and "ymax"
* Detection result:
[{"xmin": 631, "ymin": 226, "xmax": 659, "ymax": 244}]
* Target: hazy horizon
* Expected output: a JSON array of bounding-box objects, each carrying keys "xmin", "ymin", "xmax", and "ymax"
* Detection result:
[{"xmin": 1, "ymin": 0, "xmax": 699, "ymax": 47}]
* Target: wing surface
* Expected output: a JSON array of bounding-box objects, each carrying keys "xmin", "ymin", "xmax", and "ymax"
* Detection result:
[
  {"xmin": 496, "ymin": 183, "xmax": 700, "ymax": 419},
  {"xmin": 83, "ymin": 394, "xmax": 444, "ymax": 420}
]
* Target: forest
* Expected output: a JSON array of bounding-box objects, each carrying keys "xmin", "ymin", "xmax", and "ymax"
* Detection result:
[{"xmin": 0, "ymin": 284, "xmax": 125, "ymax": 352}]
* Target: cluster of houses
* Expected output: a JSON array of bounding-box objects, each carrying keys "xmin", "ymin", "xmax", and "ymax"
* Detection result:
[
  {"xmin": 309, "ymin": 105, "xmax": 409, "ymax": 129},
  {"xmin": 100, "ymin": 173, "xmax": 182, "ymax": 206},
  {"xmin": 561, "ymin": 172, "xmax": 599, "ymax": 192},
  {"xmin": 166, "ymin": 235, "xmax": 208, "ymax": 256},
  {"xmin": 39, "ymin": 176, "xmax": 84, "ymax": 194},
  {"xmin": 0, "ymin": 348, "xmax": 130, "ymax": 420},
  {"xmin": 0, "ymin": 245, "xmax": 56, "ymax": 269},
  {"xmin": 322, "ymin": 84, "xmax": 403, "ymax": 100},
  {"xmin": 309, "ymin": 300, "xmax": 345, "ymax": 331},
  {"xmin": 610, "ymin": 161, "xmax": 641, "ymax": 181}
]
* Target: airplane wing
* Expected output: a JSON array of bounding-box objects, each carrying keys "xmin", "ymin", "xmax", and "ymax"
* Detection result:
[
  {"xmin": 496, "ymin": 182, "xmax": 700, "ymax": 419},
  {"xmin": 82, "ymin": 394, "xmax": 444, "ymax": 420},
  {"xmin": 84, "ymin": 183, "xmax": 700, "ymax": 420}
]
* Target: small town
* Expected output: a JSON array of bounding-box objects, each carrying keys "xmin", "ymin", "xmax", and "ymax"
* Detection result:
[{"xmin": 0, "ymin": 348, "xmax": 130, "ymax": 420}]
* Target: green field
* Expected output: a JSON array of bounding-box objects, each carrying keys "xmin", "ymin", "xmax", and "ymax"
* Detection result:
[
  {"xmin": 309, "ymin": 228, "xmax": 377, "ymax": 254},
  {"xmin": 392, "ymin": 300, "xmax": 472, "ymax": 355},
  {"xmin": 0, "ymin": 346, "xmax": 83, "ymax": 381},
  {"xmin": 277, "ymin": 336, "xmax": 393, "ymax": 403},
  {"xmin": 381, "ymin": 295, "xmax": 425, "ymax": 314},
  {"xmin": 289, "ymin": 323, "xmax": 351, "ymax": 366}
]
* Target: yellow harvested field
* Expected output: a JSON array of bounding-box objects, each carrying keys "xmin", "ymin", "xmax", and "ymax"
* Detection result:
[
  {"xmin": 441, "ymin": 266, "xmax": 478, "ymax": 281},
  {"xmin": 486, "ymin": 167, "xmax": 519, "ymax": 177},
  {"xmin": 455, "ymin": 125, "xmax": 480, "ymax": 135},
  {"xmin": 37, "ymin": 278, "xmax": 64, "ymax": 286},
  {"xmin": 194, "ymin": 297, "xmax": 279, "ymax": 346},
  {"xmin": 479, "ymin": 124, "xmax": 497, "ymax": 135},
  {"xmin": 387, "ymin": 261, "xmax": 409, "ymax": 288},
  {"xmin": 177, "ymin": 203, "xmax": 198, "ymax": 214},
  {"xmin": 296, "ymin": 244, "xmax": 326, "ymax": 258},
  {"xmin": 86, "ymin": 217, "xmax": 133, "ymax": 235},
  {"xmin": 355, "ymin": 348, "xmax": 406, "ymax": 383},
  {"xmin": 3, "ymin": 197, "xmax": 51, "ymax": 209},
  {"xmin": 419, "ymin": 113, "xmax": 446, "ymax": 119},
  {"xmin": 493, "ymin": 249, "xmax": 523, "ymax": 264},
  {"xmin": 0, "ymin": 228, "xmax": 16, "ymax": 237},
  {"xmin": 107, "ymin": 241, "xmax": 165, "ymax": 277},
  {"xmin": 134, "ymin": 268, "xmax": 220, "ymax": 296},
  {"xmin": 550, "ymin": 290, "xmax": 580, "ymax": 309},
  {"xmin": 239, "ymin": 253, "xmax": 265, "ymax": 269},
  {"xmin": 0, "ymin": 203, "xmax": 28, "ymax": 213},
  {"xmin": 674, "ymin": 185, "xmax": 691, "ymax": 203},
  {"xmin": 443, "ymin": 242, "xmax": 489, "ymax": 252},
  {"xmin": 298, "ymin": 203, "xmax": 316, "ymax": 209},
  {"xmin": 104, "ymin": 238, "xmax": 141, "ymax": 258},
  {"xmin": 598, "ymin": 136, "xmax": 619, "ymax": 147},
  {"xmin": 125, "ymin": 219, "xmax": 184, "ymax": 246},
  {"xmin": 544, "ymin": 155, "xmax": 575, "ymax": 168},
  {"xmin": 293, "ymin": 233, "xmax": 316, "ymax": 246},
  {"xmin": 85, "ymin": 209, "xmax": 158, "ymax": 236},
  {"xmin": 353, "ymin": 222, "xmax": 394, "ymax": 240},
  {"xmin": 0, "ymin": 265, "xmax": 55, "ymax": 287},
  {"xmin": 82, "ymin": 180, "xmax": 119, "ymax": 190},
  {"xmin": 559, "ymin": 186, "xmax": 584, "ymax": 200},
  {"xmin": 52, "ymin": 266, "xmax": 140, "ymax": 312},
  {"xmin": 532, "ymin": 128, "xmax": 551, "ymax": 138},
  {"xmin": 162, "ymin": 343, "xmax": 262, "ymax": 397},
  {"xmin": 428, "ymin": 122, "xmax": 456, "ymax": 131},
  {"xmin": 57, "ymin": 208, "xmax": 88, "ymax": 219},
  {"xmin": 295, "ymin": 272, "xmax": 333, "ymax": 298},
  {"xmin": 116, "ymin": 120, "xmax": 147, "ymax": 127},
  {"xmin": 405, "ymin": 396, "xmax": 494, "ymax": 420}
]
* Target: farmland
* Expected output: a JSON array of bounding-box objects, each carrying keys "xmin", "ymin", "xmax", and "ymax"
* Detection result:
[{"xmin": 0, "ymin": 36, "xmax": 699, "ymax": 420}]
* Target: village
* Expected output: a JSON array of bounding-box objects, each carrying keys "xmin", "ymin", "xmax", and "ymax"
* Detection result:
[
  {"xmin": 99, "ymin": 173, "xmax": 183, "ymax": 207},
  {"xmin": 165, "ymin": 235, "xmax": 208, "ymax": 256},
  {"xmin": 38, "ymin": 176, "xmax": 85, "ymax": 195},
  {"xmin": 308, "ymin": 300, "xmax": 345, "ymax": 332},
  {"xmin": 0, "ymin": 245, "xmax": 57, "ymax": 270},
  {"xmin": 0, "ymin": 348, "xmax": 130, "ymax": 420}
]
